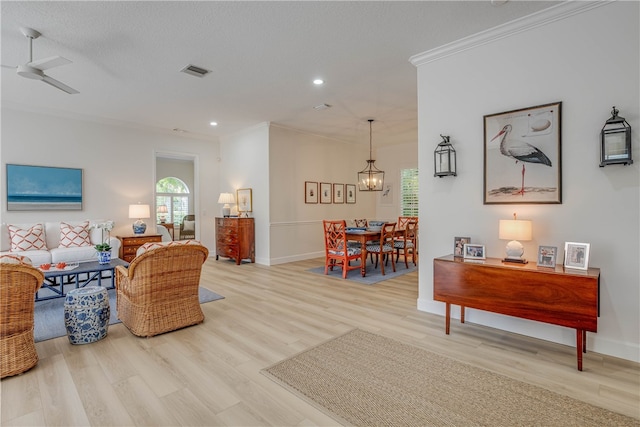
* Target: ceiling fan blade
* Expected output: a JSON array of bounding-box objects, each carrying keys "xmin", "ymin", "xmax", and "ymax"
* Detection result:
[
  {"xmin": 42, "ymin": 74, "xmax": 79, "ymax": 94},
  {"xmin": 1, "ymin": 64, "xmax": 17, "ymax": 69},
  {"xmin": 29, "ymin": 55, "xmax": 71, "ymax": 71}
]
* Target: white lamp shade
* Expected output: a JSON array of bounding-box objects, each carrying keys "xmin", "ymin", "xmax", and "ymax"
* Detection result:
[
  {"xmin": 129, "ymin": 204, "xmax": 151, "ymax": 219},
  {"xmin": 498, "ymin": 219, "xmax": 532, "ymax": 241},
  {"xmin": 157, "ymin": 205, "xmax": 168, "ymax": 214},
  {"xmin": 218, "ymin": 192, "xmax": 236, "ymax": 204}
]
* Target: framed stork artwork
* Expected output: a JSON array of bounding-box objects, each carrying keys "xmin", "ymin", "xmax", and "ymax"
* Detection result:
[{"xmin": 484, "ymin": 101, "xmax": 562, "ymax": 204}]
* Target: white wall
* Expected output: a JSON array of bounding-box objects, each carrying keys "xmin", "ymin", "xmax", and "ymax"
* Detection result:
[
  {"xmin": 219, "ymin": 123, "xmax": 271, "ymax": 264},
  {"xmin": 375, "ymin": 141, "xmax": 418, "ymax": 221},
  {"xmin": 268, "ymin": 124, "xmax": 377, "ymax": 264},
  {"xmin": 413, "ymin": 2, "xmax": 639, "ymax": 362},
  {"xmin": 1, "ymin": 108, "xmax": 220, "ymax": 252}
]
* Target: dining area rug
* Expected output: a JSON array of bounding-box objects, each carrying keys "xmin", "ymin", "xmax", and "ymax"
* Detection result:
[
  {"xmin": 33, "ymin": 287, "xmax": 224, "ymax": 342},
  {"xmin": 262, "ymin": 329, "xmax": 638, "ymax": 427},
  {"xmin": 308, "ymin": 261, "xmax": 417, "ymax": 285}
]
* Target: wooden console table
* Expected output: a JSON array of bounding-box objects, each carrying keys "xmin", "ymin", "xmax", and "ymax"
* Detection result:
[{"xmin": 433, "ymin": 255, "xmax": 600, "ymax": 371}]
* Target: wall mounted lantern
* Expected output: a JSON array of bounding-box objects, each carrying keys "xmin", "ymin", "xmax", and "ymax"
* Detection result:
[
  {"xmin": 600, "ymin": 106, "xmax": 632, "ymax": 167},
  {"xmin": 434, "ymin": 135, "xmax": 457, "ymax": 177}
]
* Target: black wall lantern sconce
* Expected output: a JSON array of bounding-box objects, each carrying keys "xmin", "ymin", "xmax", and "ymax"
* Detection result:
[
  {"xmin": 600, "ymin": 106, "xmax": 632, "ymax": 167},
  {"xmin": 434, "ymin": 134, "xmax": 457, "ymax": 177}
]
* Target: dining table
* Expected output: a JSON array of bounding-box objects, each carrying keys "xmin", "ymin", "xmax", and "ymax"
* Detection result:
[{"xmin": 345, "ymin": 228, "xmax": 405, "ymax": 277}]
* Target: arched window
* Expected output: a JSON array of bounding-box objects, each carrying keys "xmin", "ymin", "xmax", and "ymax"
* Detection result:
[{"xmin": 156, "ymin": 177, "xmax": 190, "ymax": 225}]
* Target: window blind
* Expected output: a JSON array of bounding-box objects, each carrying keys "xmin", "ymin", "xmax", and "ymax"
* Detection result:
[{"xmin": 400, "ymin": 168, "xmax": 419, "ymax": 216}]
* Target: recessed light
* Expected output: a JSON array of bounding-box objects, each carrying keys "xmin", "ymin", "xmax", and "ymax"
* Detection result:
[
  {"xmin": 210, "ymin": 121, "xmax": 218, "ymax": 126},
  {"xmin": 313, "ymin": 79, "xmax": 324, "ymax": 85}
]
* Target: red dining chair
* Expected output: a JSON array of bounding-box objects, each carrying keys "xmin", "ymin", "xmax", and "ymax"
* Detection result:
[
  {"xmin": 394, "ymin": 220, "xmax": 418, "ymax": 268},
  {"xmin": 323, "ymin": 220, "xmax": 362, "ymax": 279},
  {"xmin": 366, "ymin": 222, "xmax": 397, "ymax": 275}
]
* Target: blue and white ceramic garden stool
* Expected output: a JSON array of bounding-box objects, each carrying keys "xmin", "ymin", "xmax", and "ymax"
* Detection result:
[{"xmin": 64, "ymin": 286, "xmax": 110, "ymax": 344}]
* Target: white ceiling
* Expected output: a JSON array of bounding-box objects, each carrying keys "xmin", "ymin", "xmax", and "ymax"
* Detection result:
[{"xmin": 1, "ymin": 1, "xmax": 559, "ymax": 147}]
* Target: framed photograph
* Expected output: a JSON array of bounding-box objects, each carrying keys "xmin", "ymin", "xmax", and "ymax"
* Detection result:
[
  {"xmin": 236, "ymin": 188, "xmax": 252, "ymax": 212},
  {"xmin": 564, "ymin": 242, "xmax": 590, "ymax": 270},
  {"xmin": 381, "ymin": 182, "xmax": 393, "ymax": 206},
  {"xmin": 346, "ymin": 184, "xmax": 356, "ymax": 204},
  {"xmin": 333, "ymin": 183, "xmax": 344, "ymax": 204},
  {"xmin": 320, "ymin": 182, "xmax": 332, "ymax": 204},
  {"xmin": 305, "ymin": 181, "xmax": 318, "ymax": 204},
  {"xmin": 6, "ymin": 164, "xmax": 83, "ymax": 211},
  {"xmin": 484, "ymin": 101, "xmax": 562, "ymax": 205},
  {"xmin": 454, "ymin": 236, "xmax": 471, "ymax": 258},
  {"xmin": 463, "ymin": 244, "xmax": 486, "ymax": 260},
  {"xmin": 537, "ymin": 245, "xmax": 557, "ymax": 268}
]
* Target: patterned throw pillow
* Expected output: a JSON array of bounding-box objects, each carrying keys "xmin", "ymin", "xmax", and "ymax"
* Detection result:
[
  {"xmin": 136, "ymin": 240, "xmax": 200, "ymax": 256},
  {"xmin": 8, "ymin": 224, "xmax": 47, "ymax": 252},
  {"xmin": 0, "ymin": 254, "xmax": 33, "ymax": 265},
  {"xmin": 59, "ymin": 221, "xmax": 91, "ymax": 248}
]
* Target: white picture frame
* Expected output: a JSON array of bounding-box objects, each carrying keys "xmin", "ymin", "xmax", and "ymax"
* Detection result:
[
  {"xmin": 564, "ymin": 242, "xmax": 590, "ymax": 270},
  {"xmin": 463, "ymin": 243, "xmax": 486, "ymax": 260}
]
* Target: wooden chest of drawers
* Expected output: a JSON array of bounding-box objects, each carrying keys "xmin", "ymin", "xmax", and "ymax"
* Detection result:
[
  {"xmin": 118, "ymin": 234, "xmax": 162, "ymax": 262},
  {"xmin": 215, "ymin": 217, "xmax": 255, "ymax": 264}
]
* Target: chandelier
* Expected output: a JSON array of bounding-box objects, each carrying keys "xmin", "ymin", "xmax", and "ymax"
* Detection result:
[{"xmin": 358, "ymin": 119, "xmax": 385, "ymax": 191}]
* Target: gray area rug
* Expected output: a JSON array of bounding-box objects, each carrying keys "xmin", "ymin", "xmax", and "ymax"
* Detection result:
[
  {"xmin": 34, "ymin": 287, "xmax": 224, "ymax": 342},
  {"xmin": 308, "ymin": 261, "xmax": 416, "ymax": 284},
  {"xmin": 262, "ymin": 329, "xmax": 638, "ymax": 427}
]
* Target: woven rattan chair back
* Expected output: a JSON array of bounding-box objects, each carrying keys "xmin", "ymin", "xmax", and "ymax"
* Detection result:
[
  {"xmin": 1, "ymin": 263, "xmax": 44, "ymax": 378},
  {"xmin": 115, "ymin": 243, "xmax": 209, "ymax": 337}
]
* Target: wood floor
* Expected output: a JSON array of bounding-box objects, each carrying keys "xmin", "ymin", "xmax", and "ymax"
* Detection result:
[{"xmin": 2, "ymin": 258, "xmax": 639, "ymax": 426}]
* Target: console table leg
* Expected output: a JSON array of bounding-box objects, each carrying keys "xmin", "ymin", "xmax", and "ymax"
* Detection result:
[
  {"xmin": 460, "ymin": 306, "xmax": 465, "ymax": 324},
  {"xmin": 582, "ymin": 330, "xmax": 587, "ymax": 353},
  {"xmin": 445, "ymin": 303, "xmax": 451, "ymax": 335},
  {"xmin": 576, "ymin": 329, "xmax": 583, "ymax": 371}
]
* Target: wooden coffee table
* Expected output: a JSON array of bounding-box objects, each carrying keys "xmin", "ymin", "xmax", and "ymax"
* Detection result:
[{"xmin": 37, "ymin": 258, "xmax": 129, "ymax": 301}]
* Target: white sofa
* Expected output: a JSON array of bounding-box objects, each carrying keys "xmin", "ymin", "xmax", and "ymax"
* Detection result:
[{"xmin": 0, "ymin": 220, "xmax": 121, "ymax": 266}]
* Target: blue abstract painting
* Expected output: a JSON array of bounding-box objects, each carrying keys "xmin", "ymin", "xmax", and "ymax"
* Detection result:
[{"xmin": 7, "ymin": 164, "xmax": 83, "ymax": 211}]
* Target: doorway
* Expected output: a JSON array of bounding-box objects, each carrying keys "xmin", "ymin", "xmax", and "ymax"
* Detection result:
[{"xmin": 154, "ymin": 153, "xmax": 198, "ymax": 241}]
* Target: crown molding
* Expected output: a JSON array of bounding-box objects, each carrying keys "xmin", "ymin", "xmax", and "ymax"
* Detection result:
[{"xmin": 409, "ymin": 1, "xmax": 612, "ymax": 67}]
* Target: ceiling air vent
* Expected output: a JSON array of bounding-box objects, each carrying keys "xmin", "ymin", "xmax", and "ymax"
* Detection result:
[{"xmin": 180, "ymin": 64, "xmax": 211, "ymax": 78}]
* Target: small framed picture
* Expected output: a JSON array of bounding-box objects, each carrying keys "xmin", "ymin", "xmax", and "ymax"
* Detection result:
[
  {"xmin": 236, "ymin": 188, "xmax": 252, "ymax": 213},
  {"xmin": 346, "ymin": 184, "xmax": 356, "ymax": 204},
  {"xmin": 564, "ymin": 242, "xmax": 590, "ymax": 270},
  {"xmin": 463, "ymin": 244, "xmax": 486, "ymax": 260},
  {"xmin": 454, "ymin": 236, "xmax": 471, "ymax": 258},
  {"xmin": 333, "ymin": 183, "xmax": 344, "ymax": 204},
  {"xmin": 305, "ymin": 181, "xmax": 318, "ymax": 204},
  {"xmin": 537, "ymin": 245, "xmax": 557, "ymax": 268},
  {"xmin": 320, "ymin": 182, "xmax": 332, "ymax": 204}
]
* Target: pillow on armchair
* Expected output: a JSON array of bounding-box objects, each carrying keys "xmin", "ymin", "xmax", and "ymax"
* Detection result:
[{"xmin": 182, "ymin": 220, "xmax": 195, "ymax": 232}]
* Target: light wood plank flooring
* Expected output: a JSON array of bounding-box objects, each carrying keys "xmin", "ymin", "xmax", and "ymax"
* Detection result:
[{"xmin": 2, "ymin": 258, "xmax": 639, "ymax": 426}]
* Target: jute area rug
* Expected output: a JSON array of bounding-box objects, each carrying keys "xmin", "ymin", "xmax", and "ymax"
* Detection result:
[{"xmin": 262, "ymin": 329, "xmax": 638, "ymax": 427}]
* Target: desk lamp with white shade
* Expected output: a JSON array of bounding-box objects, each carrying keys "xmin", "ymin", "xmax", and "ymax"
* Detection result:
[
  {"xmin": 499, "ymin": 213, "xmax": 532, "ymax": 264},
  {"xmin": 129, "ymin": 203, "xmax": 150, "ymax": 234},
  {"xmin": 218, "ymin": 192, "xmax": 235, "ymax": 217}
]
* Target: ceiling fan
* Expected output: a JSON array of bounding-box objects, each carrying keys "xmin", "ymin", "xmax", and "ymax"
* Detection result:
[{"xmin": 1, "ymin": 27, "xmax": 79, "ymax": 94}]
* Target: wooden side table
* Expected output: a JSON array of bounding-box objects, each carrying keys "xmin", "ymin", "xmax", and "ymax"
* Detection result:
[{"xmin": 117, "ymin": 234, "xmax": 162, "ymax": 262}]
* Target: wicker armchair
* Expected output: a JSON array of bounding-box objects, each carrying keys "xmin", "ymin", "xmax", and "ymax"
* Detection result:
[
  {"xmin": 115, "ymin": 243, "xmax": 209, "ymax": 337},
  {"xmin": 179, "ymin": 214, "xmax": 196, "ymax": 240},
  {"xmin": 1, "ymin": 263, "xmax": 44, "ymax": 378}
]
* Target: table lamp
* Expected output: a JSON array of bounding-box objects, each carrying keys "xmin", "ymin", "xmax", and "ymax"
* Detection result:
[
  {"xmin": 129, "ymin": 203, "xmax": 150, "ymax": 234},
  {"xmin": 499, "ymin": 213, "xmax": 532, "ymax": 264},
  {"xmin": 157, "ymin": 205, "xmax": 168, "ymax": 223},
  {"xmin": 218, "ymin": 192, "xmax": 235, "ymax": 217}
]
